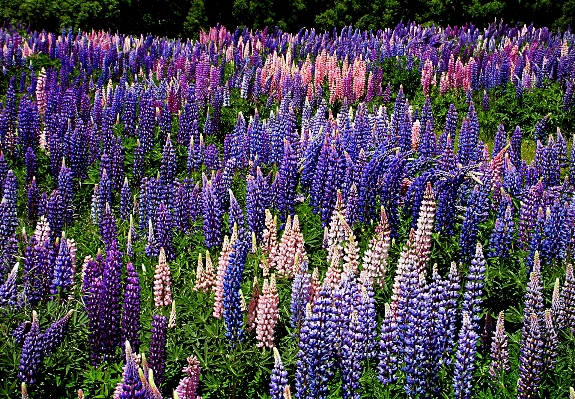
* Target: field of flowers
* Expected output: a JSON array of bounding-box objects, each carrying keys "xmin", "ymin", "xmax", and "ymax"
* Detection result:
[{"xmin": 0, "ymin": 21, "xmax": 575, "ymax": 399}]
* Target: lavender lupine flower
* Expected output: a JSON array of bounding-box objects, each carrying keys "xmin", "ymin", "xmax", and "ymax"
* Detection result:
[
  {"xmin": 176, "ymin": 356, "xmax": 201, "ymax": 399},
  {"xmin": 523, "ymin": 253, "xmax": 545, "ymax": 338},
  {"xmin": 453, "ymin": 312, "xmax": 479, "ymax": 399},
  {"xmin": 50, "ymin": 236, "xmax": 74, "ymax": 295},
  {"xmin": 270, "ymin": 347, "xmax": 290, "ymax": 399},
  {"xmin": 378, "ymin": 303, "xmax": 399, "ymax": 384},
  {"xmin": 42, "ymin": 310, "xmax": 73, "ymax": 357},
  {"xmin": 223, "ymin": 239, "xmax": 249, "ymax": 345},
  {"xmin": 489, "ymin": 311, "xmax": 509, "ymax": 383},
  {"xmin": 557, "ymin": 263, "xmax": 575, "ymax": 331},
  {"xmin": 121, "ymin": 262, "xmax": 141, "ymax": 355},
  {"xmin": 17, "ymin": 311, "xmax": 43, "ymax": 385},
  {"xmin": 517, "ymin": 313, "xmax": 544, "ymax": 399},
  {"xmin": 118, "ymin": 341, "xmax": 147, "ymax": 399},
  {"xmin": 149, "ymin": 314, "xmax": 168, "ymax": 387},
  {"xmin": 462, "ymin": 243, "xmax": 486, "ymax": 329},
  {"xmin": 228, "ymin": 190, "xmax": 245, "ymax": 236},
  {"xmin": 437, "ymin": 262, "xmax": 461, "ymax": 364},
  {"xmin": 341, "ymin": 310, "xmax": 365, "ymax": 399}
]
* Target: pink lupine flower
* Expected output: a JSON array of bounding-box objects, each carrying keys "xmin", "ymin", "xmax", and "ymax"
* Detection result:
[
  {"xmin": 361, "ymin": 207, "xmax": 391, "ymax": 287},
  {"xmin": 262, "ymin": 209, "xmax": 279, "ymax": 271},
  {"xmin": 411, "ymin": 120, "xmax": 421, "ymax": 150},
  {"xmin": 193, "ymin": 252, "xmax": 207, "ymax": 293},
  {"xmin": 176, "ymin": 356, "xmax": 201, "ymax": 399},
  {"xmin": 247, "ymin": 277, "xmax": 260, "ymax": 332},
  {"xmin": 276, "ymin": 215, "xmax": 307, "ymax": 278},
  {"xmin": 413, "ymin": 182, "xmax": 436, "ymax": 274},
  {"xmin": 153, "ymin": 248, "xmax": 172, "ymax": 308},
  {"xmin": 342, "ymin": 227, "xmax": 359, "ymax": 276},
  {"xmin": 255, "ymin": 274, "xmax": 279, "ymax": 348},
  {"xmin": 324, "ymin": 245, "xmax": 343, "ymax": 289},
  {"xmin": 34, "ymin": 215, "xmax": 51, "ymax": 244},
  {"xmin": 326, "ymin": 192, "xmax": 348, "ymax": 266}
]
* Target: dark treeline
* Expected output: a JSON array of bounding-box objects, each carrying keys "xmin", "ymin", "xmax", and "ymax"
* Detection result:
[{"xmin": 1, "ymin": 0, "xmax": 574, "ymax": 38}]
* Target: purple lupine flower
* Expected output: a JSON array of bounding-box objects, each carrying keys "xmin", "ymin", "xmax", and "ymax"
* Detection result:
[
  {"xmin": 533, "ymin": 113, "xmax": 551, "ymax": 143},
  {"xmin": 452, "ymin": 312, "xmax": 479, "ymax": 399},
  {"xmin": 462, "ymin": 243, "xmax": 486, "ymax": 329},
  {"xmin": 155, "ymin": 203, "xmax": 174, "ymax": 260},
  {"xmin": 57, "ymin": 162, "xmax": 74, "ymax": 222},
  {"xmin": 160, "ymin": 135, "xmax": 177, "ymax": 184},
  {"xmin": 273, "ymin": 140, "xmax": 298, "ymax": 222},
  {"xmin": 120, "ymin": 178, "xmax": 131, "ymax": 221},
  {"xmin": 145, "ymin": 219, "xmax": 159, "ymax": 258},
  {"xmin": 42, "ymin": 310, "xmax": 73, "ymax": 357},
  {"xmin": 341, "ymin": 311, "xmax": 364, "ymax": 399},
  {"xmin": 290, "ymin": 262, "xmax": 311, "ymax": 330},
  {"xmin": 228, "ymin": 190, "xmax": 245, "ymax": 236},
  {"xmin": 149, "ymin": 314, "xmax": 168, "ymax": 386},
  {"xmin": 121, "ymin": 262, "xmax": 141, "ymax": 355},
  {"xmin": 270, "ymin": 347, "xmax": 290, "ymax": 399},
  {"xmin": 223, "ymin": 239, "xmax": 249, "ymax": 345},
  {"xmin": 489, "ymin": 311, "xmax": 509, "ymax": 382},
  {"xmin": 100, "ymin": 203, "xmax": 119, "ymax": 252},
  {"xmin": 1, "ymin": 170, "xmax": 18, "ymax": 237},
  {"xmin": 523, "ymin": 253, "xmax": 544, "ymax": 336},
  {"xmin": 101, "ymin": 240, "xmax": 123, "ymax": 357},
  {"xmin": 543, "ymin": 309, "xmax": 558, "ymax": 370},
  {"xmin": 12, "ymin": 320, "xmax": 31, "ymax": 346},
  {"xmin": 27, "ymin": 177, "xmax": 39, "ymax": 223},
  {"xmin": 25, "ymin": 147, "xmax": 37, "ymax": 185},
  {"xmin": 358, "ymin": 281, "xmax": 377, "ymax": 352},
  {"xmin": 378, "ymin": 303, "xmax": 399, "ymax": 384},
  {"xmin": 459, "ymin": 186, "xmax": 489, "ymax": 263},
  {"xmin": 0, "ymin": 262, "xmax": 19, "ymax": 307},
  {"xmin": 202, "ymin": 176, "xmax": 223, "ymax": 248},
  {"xmin": 118, "ymin": 341, "xmax": 147, "ymax": 399},
  {"xmin": 17, "ymin": 311, "xmax": 43, "ymax": 385},
  {"xmin": 492, "ymin": 124, "xmax": 507, "ymax": 159},
  {"xmin": 489, "ymin": 203, "xmax": 514, "ymax": 258},
  {"xmin": 47, "ymin": 190, "xmax": 65, "ymax": 241},
  {"xmin": 246, "ymin": 167, "xmax": 271, "ymax": 241},
  {"xmin": 517, "ymin": 313, "xmax": 544, "ymax": 399},
  {"xmin": 50, "ymin": 235, "xmax": 74, "ymax": 295}
]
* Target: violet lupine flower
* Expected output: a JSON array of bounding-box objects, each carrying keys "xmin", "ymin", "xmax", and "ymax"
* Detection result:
[
  {"xmin": 462, "ymin": 243, "xmax": 486, "ymax": 329},
  {"xmin": 23, "ymin": 237, "xmax": 47, "ymax": 305},
  {"xmin": 101, "ymin": 240, "xmax": 123, "ymax": 357},
  {"xmin": 120, "ymin": 178, "xmax": 131, "ymax": 221},
  {"xmin": 202, "ymin": 176, "xmax": 223, "ymax": 248},
  {"xmin": 557, "ymin": 263, "xmax": 575, "ymax": 331},
  {"xmin": 118, "ymin": 341, "xmax": 147, "ymax": 399},
  {"xmin": 523, "ymin": 253, "xmax": 545, "ymax": 338},
  {"xmin": 489, "ymin": 203, "xmax": 514, "ymax": 258},
  {"xmin": 341, "ymin": 311, "xmax": 365, "ymax": 399},
  {"xmin": 13, "ymin": 321, "xmax": 31, "ymax": 346},
  {"xmin": 459, "ymin": 185, "xmax": 489, "ymax": 263},
  {"xmin": 290, "ymin": 262, "xmax": 311, "ymax": 330},
  {"xmin": 42, "ymin": 310, "xmax": 73, "ymax": 357},
  {"xmin": 273, "ymin": 140, "xmax": 298, "ymax": 222},
  {"xmin": 27, "ymin": 177, "xmax": 39, "ymax": 223},
  {"xmin": 160, "ymin": 135, "xmax": 177, "ymax": 183},
  {"xmin": 121, "ymin": 262, "xmax": 141, "ymax": 355},
  {"xmin": 246, "ymin": 167, "xmax": 271, "ymax": 241},
  {"xmin": 176, "ymin": 356, "xmax": 201, "ymax": 399},
  {"xmin": 228, "ymin": 190, "xmax": 245, "ymax": 236},
  {"xmin": 100, "ymin": 204, "xmax": 119, "ymax": 252},
  {"xmin": 50, "ymin": 236, "xmax": 74, "ymax": 295},
  {"xmin": 149, "ymin": 314, "xmax": 168, "ymax": 386},
  {"xmin": 489, "ymin": 311, "xmax": 509, "ymax": 383},
  {"xmin": 17, "ymin": 311, "xmax": 43, "ymax": 385},
  {"xmin": 453, "ymin": 312, "xmax": 479, "ymax": 399},
  {"xmin": 47, "ymin": 190, "xmax": 65, "ymax": 240},
  {"xmin": 533, "ymin": 113, "xmax": 551, "ymax": 143},
  {"xmin": 57, "ymin": 162, "xmax": 74, "ymax": 222},
  {"xmin": 25, "ymin": 147, "xmax": 37, "ymax": 185},
  {"xmin": 0, "ymin": 262, "xmax": 19, "ymax": 307},
  {"xmin": 270, "ymin": 347, "xmax": 290, "ymax": 399},
  {"xmin": 517, "ymin": 313, "xmax": 544, "ymax": 399},
  {"xmin": 378, "ymin": 303, "xmax": 399, "ymax": 385},
  {"xmin": 255, "ymin": 274, "xmax": 280, "ymax": 348},
  {"xmin": 223, "ymin": 239, "xmax": 249, "ymax": 346},
  {"xmin": 155, "ymin": 203, "xmax": 174, "ymax": 260}
]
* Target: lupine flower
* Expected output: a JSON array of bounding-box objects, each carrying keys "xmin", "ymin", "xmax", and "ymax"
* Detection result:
[
  {"xmin": 543, "ymin": 309, "xmax": 558, "ymax": 370},
  {"xmin": 17, "ymin": 311, "xmax": 43, "ymax": 384},
  {"xmin": 462, "ymin": 243, "xmax": 486, "ymax": 329},
  {"xmin": 453, "ymin": 312, "xmax": 479, "ymax": 399},
  {"xmin": 149, "ymin": 314, "xmax": 168, "ymax": 386},
  {"xmin": 155, "ymin": 204, "xmax": 174, "ymax": 260},
  {"xmin": 146, "ymin": 219, "xmax": 159, "ymax": 257},
  {"xmin": 255, "ymin": 274, "xmax": 280, "ymax": 348},
  {"xmin": 13, "ymin": 321, "xmax": 31, "ymax": 346},
  {"xmin": 194, "ymin": 252, "xmax": 212, "ymax": 293},
  {"xmin": 202, "ymin": 176, "xmax": 223, "ymax": 248},
  {"xmin": 117, "ymin": 341, "xmax": 147, "ymax": 399},
  {"xmin": 0, "ymin": 262, "xmax": 19, "ymax": 307},
  {"xmin": 558, "ymin": 263, "xmax": 575, "ymax": 331},
  {"xmin": 290, "ymin": 262, "xmax": 311, "ymax": 331},
  {"xmin": 489, "ymin": 311, "xmax": 509, "ymax": 382},
  {"xmin": 341, "ymin": 311, "xmax": 364, "ymax": 399},
  {"xmin": 42, "ymin": 310, "xmax": 73, "ymax": 357},
  {"xmin": 276, "ymin": 215, "xmax": 307, "ymax": 277},
  {"xmin": 101, "ymin": 240, "xmax": 123, "ymax": 357},
  {"xmin": 154, "ymin": 248, "xmax": 172, "ymax": 308},
  {"xmin": 378, "ymin": 303, "xmax": 399, "ymax": 384},
  {"xmin": 517, "ymin": 313, "xmax": 544, "ymax": 399},
  {"xmin": 176, "ymin": 356, "xmax": 201, "ymax": 399},
  {"xmin": 121, "ymin": 262, "xmax": 141, "ymax": 354},
  {"xmin": 223, "ymin": 239, "xmax": 249, "ymax": 345},
  {"xmin": 213, "ymin": 233, "xmax": 236, "ymax": 319},
  {"xmin": 270, "ymin": 347, "xmax": 290, "ymax": 399},
  {"xmin": 262, "ymin": 209, "xmax": 279, "ymax": 273}
]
